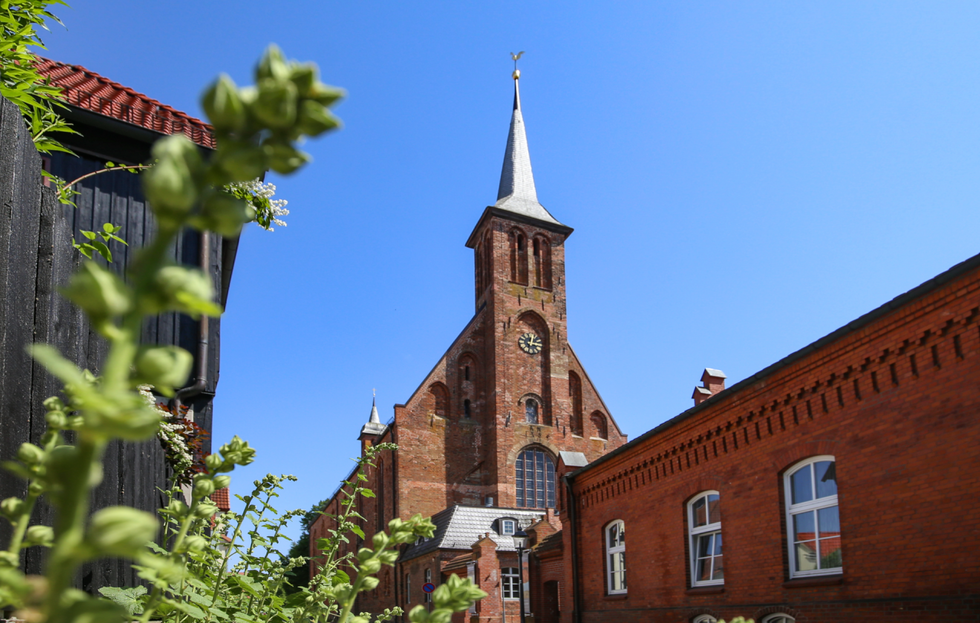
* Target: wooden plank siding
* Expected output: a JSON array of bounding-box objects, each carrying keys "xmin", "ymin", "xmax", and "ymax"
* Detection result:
[{"xmin": 0, "ymin": 95, "xmax": 226, "ymax": 590}]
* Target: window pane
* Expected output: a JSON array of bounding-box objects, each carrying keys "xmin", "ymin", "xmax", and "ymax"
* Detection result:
[
  {"xmin": 817, "ymin": 506, "xmax": 840, "ymax": 539},
  {"xmin": 546, "ymin": 460, "xmax": 556, "ymax": 508},
  {"xmin": 819, "ymin": 536, "xmax": 843, "ymax": 570},
  {"xmin": 795, "ymin": 540, "xmax": 818, "ymax": 571},
  {"xmin": 714, "ymin": 532, "xmax": 723, "ymax": 556},
  {"xmin": 608, "ymin": 523, "xmax": 619, "ymax": 546},
  {"xmin": 618, "ymin": 523, "xmax": 625, "ymax": 546},
  {"xmin": 793, "ymin": 511, "xmax": 816, "ymax": 542},
  {"xmin": 692, "ymin": 496, "xmax": 707, "ymax": 527},
  {"xmin": 712, "ymin": 554, "xmax": 724, "ymax": 580},
  {"xmin": 697, "ymin": 534, "xmax": 713, "ymax": 557},
  {"xmin": 707, "ymin": 494, "xmax": 721, "ymax": 524},
  {"xmin": 696, "ymin": 555, "xmax": 711, "ymax": 582},
  {"xmin": 814, "ymin": 461, "xmax": 837, "ymax": 499},
  {"xmin": 791, "ymin": 465, "xmax": 813, "ymax": 505}
]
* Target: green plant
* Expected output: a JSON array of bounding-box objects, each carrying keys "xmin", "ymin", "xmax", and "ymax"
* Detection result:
[
  {"xmin": 0, "ymin": 0, "xmax": 77, "ymax": 154},
  {"xmin": 0, "ymin": 44, "xmax": 487, "ymax": 623}
]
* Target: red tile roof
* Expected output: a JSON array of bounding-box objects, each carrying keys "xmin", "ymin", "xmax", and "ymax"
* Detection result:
[
  {"xmin": 212, "ymin": 487, "xmax": 231, "ymax": 511},
  {"xmin": 35, "ymin": 57, "xmax": 216, "ymax": 149}
]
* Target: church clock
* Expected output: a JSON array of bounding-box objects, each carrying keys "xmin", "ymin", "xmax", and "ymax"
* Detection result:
[{"xmin": 518, "ymin": 332, "xmax": 543, "ymax": 354}]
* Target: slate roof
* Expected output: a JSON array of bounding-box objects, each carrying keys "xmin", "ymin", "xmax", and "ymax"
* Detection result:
[
  {"xmin": 400, "ymin": 505, "xmax": 544, "ymax": 562},
  {"xmin": 494, "ymin": 76, "xmax": 564, "ymax": 228},
  {"xmin": 35, "ymin": 57, "xmax": 217, "ymax": 149}
]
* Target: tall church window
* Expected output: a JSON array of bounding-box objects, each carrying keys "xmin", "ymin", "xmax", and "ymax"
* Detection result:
[
  {"xmin": 591, "ymin": 411, "xmax": 608, "ymax": 440},
  {"xmin": 510, "ymin": 229, "xmax": 528, "ymax": 284},
  {"xmin": 605, "ymin": 520, "xmax": 627, "ymax": 594},
  {"xmin": 516, "ymin": 447, "xmax": 556, "ymax": 508},
  {"xmin": 569, "ymin": 371, "xmax": 583, "ymax": 436},
  {"xmin": 464, "ymin": 399, "xmax": 472, "ymax": 418},
  {"xmin": 531, "ymin": 235, "xmax": 552, "ymax": 290},
  {"xmin": 525, "ymin": 399, "xmax": 539, "ymax": 424}
]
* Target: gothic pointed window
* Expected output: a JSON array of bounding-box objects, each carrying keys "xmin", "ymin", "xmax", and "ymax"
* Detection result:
[
  {"xmin": 525, "ymin": 399, "xmax": 539, "ymax": 424},
  {"xmin": 510, "ymin": 229, "xmax": 528, "ymax": 285},
  {"xmin": 591, "ymin": 411, "xmax": 608, "ymax": 440},
  {"xmin": 516, "ymin": 447, "xmax": 556, "ymax": 509}
]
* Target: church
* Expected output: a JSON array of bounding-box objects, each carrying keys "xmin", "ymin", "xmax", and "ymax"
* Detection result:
[
  {"xmin": 310, "ymin": 68, "xmax": 980, "ymax": 623},
  {"xmin": 309, "ymin": 68, "xmax": 628, "ymax": 621}
]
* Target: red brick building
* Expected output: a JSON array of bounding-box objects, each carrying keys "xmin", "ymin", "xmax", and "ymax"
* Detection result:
[
  {"xmin": 557, "ymin": 253, "xmax": 980, "ymax": 622},
  {"xmin": 310, "ymin": 71, "xmax": 627, "ymax": 621}
]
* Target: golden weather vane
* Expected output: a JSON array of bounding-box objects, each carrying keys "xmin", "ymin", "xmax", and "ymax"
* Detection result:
[{"xmin": 511, "ymin": 51, "xmax": 525, "ymax": 79}]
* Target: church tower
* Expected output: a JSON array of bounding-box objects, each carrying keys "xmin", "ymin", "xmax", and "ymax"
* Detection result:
[{"xmin": 381, "ymin": 68, "xmax": 627, "ymax": 517}]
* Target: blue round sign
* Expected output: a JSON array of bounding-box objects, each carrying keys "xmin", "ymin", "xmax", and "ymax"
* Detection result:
[{"xmin": 422, "ymin": 582, "xmax": 436, "ymax": 593}]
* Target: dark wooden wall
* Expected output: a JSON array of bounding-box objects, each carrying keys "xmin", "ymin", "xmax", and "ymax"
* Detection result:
[{"xmin": 0, "ymin": 95, "xmax": 223, "ymax": 590}]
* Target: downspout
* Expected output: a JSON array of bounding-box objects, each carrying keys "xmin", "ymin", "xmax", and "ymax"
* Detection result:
[
  {"xmin": 563, "ymin": 474, "xmax": 582, "ymax": 623},
  {"xmin": 171, "ymin": 231, "xmax": 210, "ymax": 414}
]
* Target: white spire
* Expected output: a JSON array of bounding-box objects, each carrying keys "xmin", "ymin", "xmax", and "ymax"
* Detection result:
[
  {"xmin": 494, "ymin": 69, "xmax": 564, "ymax": 227},
  {"xmin": 360, "ymin": 392, "xmax": 386, "ymax": 437}
]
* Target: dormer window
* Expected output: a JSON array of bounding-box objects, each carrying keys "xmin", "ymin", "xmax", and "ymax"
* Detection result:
[{"xmin": 500, "ymin": 519, "xmax": 516, "ymax": 536}]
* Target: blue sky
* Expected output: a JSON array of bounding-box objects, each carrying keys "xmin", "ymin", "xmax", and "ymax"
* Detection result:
[{"xmin": 43, "ymin": 2, "xmax": 980, "ymax": 539}]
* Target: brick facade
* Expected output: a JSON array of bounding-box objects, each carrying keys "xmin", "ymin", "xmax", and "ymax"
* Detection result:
[{"xmin": 558, "ymin": 253, "xmax": 980, "ymax": 622}]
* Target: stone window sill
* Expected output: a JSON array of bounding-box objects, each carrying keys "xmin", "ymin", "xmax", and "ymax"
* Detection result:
[{"xmin": 603, "ymin": 593, "xmax": 628, "ymax": 601}]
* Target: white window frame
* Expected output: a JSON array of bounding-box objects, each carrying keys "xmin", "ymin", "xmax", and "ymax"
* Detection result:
[
  {"xmin": 502, "ymin": 567, "xmax": 520, "ymax": 600},
  {"xmin": 761, "ymin": 615, "xmax": 795, "ymax": 623},
  {"xmin": 688, "ymin": 491, "xmax": 723, "ymax": 587},
  {"xmin": 501, "ymin": 519, "xmax": 516, "ymax": 536},
  {"xmin": 693, "ymin": 616, "xmax": 718, "ymax": 623},
  {"xmin": 604, "ymin": 520, "xmax": 627, "ymax": 595},
  {"xmin": 784, "ymin": 455, "xmax": 842, "ymax": 579}
]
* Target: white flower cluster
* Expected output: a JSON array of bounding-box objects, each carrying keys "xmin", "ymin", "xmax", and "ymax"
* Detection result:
[
  {"xmin": 228, "ymin": 178, "xmax": 290, "ymax": 230},
  {"xmin": 140, "ymin": 385, "xmax": 195, "ymax": 478}
]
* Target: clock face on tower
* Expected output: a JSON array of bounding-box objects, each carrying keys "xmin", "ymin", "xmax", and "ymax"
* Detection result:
[{"xmin": 518, "ymin": 332, "xmax": 543, "ymax": 355}]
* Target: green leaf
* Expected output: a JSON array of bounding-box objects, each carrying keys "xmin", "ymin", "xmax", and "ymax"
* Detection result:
[
  {"xmin": 98, "ymin": 586, "xmax": 147, "ymax": 615},
  {"xmin": 30, "ymin": 344, "xmax": 86, "ymax": 387},
  {"xmin": 102, "ymin": 222, "xmax": 114, "ymax": 233},
  {"xmin": 350, "ymin": 525, "xmax": 365, "ymax": 539},
  {"xmin": 360, "ymin": 490, "xmax": 376, "ymax": 498},
  {"xmin": 91, "ymin": 240, "xmax": 112, "ymax": 263},
  {"xmin": 80, "ymin": 230, "xmax": 97, "ymax": 240}
]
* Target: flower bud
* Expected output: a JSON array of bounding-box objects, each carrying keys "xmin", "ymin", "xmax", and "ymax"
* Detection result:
[
  {"xmin": 195, "ymin": 502, "xmax": 219, "ymax": 519},
  {"xmin": 24, "ymin": 525, "xmax": 54, "ymax": 547},
  {"xmin": 359, "ymin": 558, "xmax": 382, "ymax": 575},
  {"xmin": 86, "ymin": 507, "xmax": 159, "ymax": 558},
  {"xmin": 213, "ymin": 142, "xmax": 267, "ymax": 183},
  {"xmin": 307, "ymin": 82, "xmax": 346, "ymax": 107},
  {"xmin": 143, "ymin": 265, "xmax": 221, "ymax": 318},
  {"xmin": 252, "ymin": 78, "xmax": 298, "ymax": 130},
  {"xmin": 0, "ymin": 497, "xmax": 25, "ymax": 520},
  {"xmin": 182, "ymin": 535, "xmax": 207, "ymax": 553},
  {"xmin": 134, "ymin": 346, "xmax": 193, "ymax": 396},
  {"xmin": 295, "ymin": 100, "xmax": 341, "ymax": 138},
  {"xmin": 193, "ymin": 478, "xmax": 215, "ymax": 500},
  {"xmin": 142, "ymin": 136, "xmax": 204, "ymax": 224},
  {"xmin": 165, "ymin": 499, "xmax": 189, "ymax": 518},
  {"xmin": 256, "ymin": 44, "xmax": 290, "ymax": 82},
  {"xmin": 45, "ymin": 409, "xmax": 67, "ymax": 429},
  {"xmin": 262, "ymin": 140, "xmax": 311, "ymax": 175},
  {"xmin": 212, "ymin": 475, "xmax": 231, "ymax": 490},
  {"xmin": 360, "ymin": 576, "xmax": 380, "ymax": 591},
  {"xmin": 196, "ymin": 191, "xmax": 253, "ymax": 238},
  {"xmin": 205, "ymin": 454, "xmax": 224, "ymax": 473},
  {"xmin": 61, "ymin": 262, "xmax": 132, "ymax": 320},
  {"xmin": 202, "ymin": 74, "xmax": 246, "ymax": 132},
  {"xmin": 17, "ymin": 443, "xmax": 44, "ymax": 465}
]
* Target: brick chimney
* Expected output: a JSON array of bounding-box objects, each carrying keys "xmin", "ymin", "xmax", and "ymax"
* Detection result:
[{"xmin": 692, "ymin": 368, "xmax": 726, "ymax": 406}]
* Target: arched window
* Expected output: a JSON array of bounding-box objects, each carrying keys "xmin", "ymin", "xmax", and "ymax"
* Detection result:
[
  {"xmin": 785, "ymin": 456, "xmax": 841, "ymax": 578},
  {"xmin": 525, "ymin": 398, "xmax": 539, "ymax": 424},
  {"xmin": 762, "ymin": 616, "xmax": 795, "ymax": 623},
  {"xmin": 532, "ymin": 238, "xmax": 542, "ymax": 287},
  {"xmin": 532, "ymin": 234, "xmax": 552, "ymax": 290},
  {"xmin": 516, "ymin": 447, "xmax": 555, "ymax": 508},
  {"xmin": 502, "ymin": 567, "xmax": 520, "ymax": 599},
  {"xmin": 590, "ymin": 411, "xmax": 608, "ymax": 440},
  {"xmin": 568, "ymin": 371, "xmax": 583, "ymax": 436},
  {"xmin": 688, "ymin": 492, "xmax": 723, "ymax": 586},
  {"xmin": 428, "ymin": 383, "xmax": 449, "ymax": 418},
  {"xmin": 605, "ymin": 520, "xmax": 626, "ymax": 594},
  {"xmin": 693, "ymin": 616, "xmax": 718, "ymax": 623}
]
